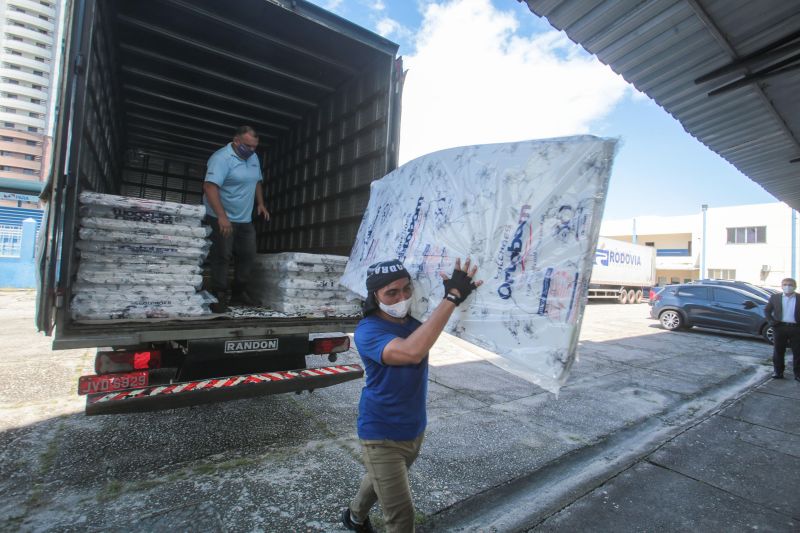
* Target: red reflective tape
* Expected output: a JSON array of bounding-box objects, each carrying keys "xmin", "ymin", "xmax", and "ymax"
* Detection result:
[{"xmin": 87, "ymin": 364, "xmax": 364, "ymax": 405}]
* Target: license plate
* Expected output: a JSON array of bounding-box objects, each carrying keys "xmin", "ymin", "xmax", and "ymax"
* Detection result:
[{"xmin": 78, "ymin": 371, "xmax": 149, "ymax": 396}]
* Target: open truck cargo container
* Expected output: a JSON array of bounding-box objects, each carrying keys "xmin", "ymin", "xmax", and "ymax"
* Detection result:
[{"xmin": 36, "ymin": 0, "xmax": 403, "ymax": 414}]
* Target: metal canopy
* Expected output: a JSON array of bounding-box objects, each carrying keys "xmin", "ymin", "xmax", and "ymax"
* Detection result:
[
  {"xmin": 110, "ymin": 0, "xmax": 398, "ymax": 161},
  {"xmin": 521, "ymin": 0, "xmax": 800, "ymax": 210}
]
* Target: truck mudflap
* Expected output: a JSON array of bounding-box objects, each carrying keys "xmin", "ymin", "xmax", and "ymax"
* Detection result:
[{"xmin": 85, "ymin": 364, "xmax": 363, "ymax": 415}]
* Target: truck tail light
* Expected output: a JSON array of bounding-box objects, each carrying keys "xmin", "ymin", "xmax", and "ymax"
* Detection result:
[
  {"xmin": 311, "ymin": 336, "xmax": 350, "ymax": 355},
  {"xmin": 95, "ymin": 350, "xmax": 161, "ymax": 374}
]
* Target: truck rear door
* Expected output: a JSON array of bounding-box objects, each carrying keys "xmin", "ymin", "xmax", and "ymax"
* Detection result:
[{"xmin": 37, "ymin": 0, "xmax": 97, "ymax": 335}]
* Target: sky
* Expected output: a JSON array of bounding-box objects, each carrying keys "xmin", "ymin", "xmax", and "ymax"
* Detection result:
[{"xmin": 308, "ymin": 0, "xmax": 778, "ymax": 221}]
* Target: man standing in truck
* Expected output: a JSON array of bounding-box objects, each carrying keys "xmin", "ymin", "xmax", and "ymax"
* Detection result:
[
  {"xmin": 203, "ymin": 126, "xmax": 270, "ymax": 312},
  {"xmin": 342, "ymin": 257, "xmax": 481, "ymax": 533}
]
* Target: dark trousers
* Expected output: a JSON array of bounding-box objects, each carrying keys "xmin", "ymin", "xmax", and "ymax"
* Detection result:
[
  {"xmin": 206, "ymin": 216, "xmax": 256, "ymax": 295},
  {"xmin": 772, "ymin": 324, "xmax": 800, "ymax": 377}
]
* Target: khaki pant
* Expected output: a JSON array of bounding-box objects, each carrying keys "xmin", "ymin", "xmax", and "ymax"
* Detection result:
[{"xmin": 350, "ymin": 433, "xmax": 425, "ymax": 533}]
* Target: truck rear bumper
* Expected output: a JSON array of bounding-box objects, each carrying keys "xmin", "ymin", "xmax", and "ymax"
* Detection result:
[{"xmin": 85, "ymin": 364, "xmax": 363, "ymax": 415}]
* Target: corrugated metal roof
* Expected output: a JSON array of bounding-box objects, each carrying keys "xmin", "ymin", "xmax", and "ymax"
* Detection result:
[{"xmin": 522, "ymin": 0, "xmax": 800, "ymax": 209}]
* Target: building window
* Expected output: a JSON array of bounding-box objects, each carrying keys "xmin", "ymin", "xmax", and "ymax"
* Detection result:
[
  {"xmin": 30, "ymin": 98, "xmax": 41, "ymax": 104},
  {"xmin": 2, "ymin": 136, "xmax": 13, "ymax": 141},
  {"xmin": 26, "ymin": 140, "xmax": 37, "ymax": 146},
  {"xmin": 708, "ymin": 268, "xmax": 736, "ymax": 280},
  {"xmin": 644, "ymin": 242, "xmax": 655, "ymax": 247},
  {"xmin": 4, "ymin": 122, "xmax": 14, "ymax": 128},
  {"xmin": 726, "ymin": 226, "xmax": 766, "ymax": 244},
  {"xmin": 27, "ymin": 126, "xmax": 38, "ymax": 132}
]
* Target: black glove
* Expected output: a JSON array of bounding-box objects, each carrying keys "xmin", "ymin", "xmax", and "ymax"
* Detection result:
[{"xmin": 443, "ymin": 269, "xmax": 478, "ymax": 306}]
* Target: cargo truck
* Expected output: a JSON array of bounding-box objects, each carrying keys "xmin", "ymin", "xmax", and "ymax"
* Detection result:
[
  {"xmin": 588, "ymin": 237, "xmax": 656, "ymax": 304},
  {"xmin": 35, "ymin": 0, "xmax": 404, "ymax": 414}
]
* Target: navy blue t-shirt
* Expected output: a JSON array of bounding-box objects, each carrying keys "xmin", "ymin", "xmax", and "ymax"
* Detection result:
[{"xmin": 354, "ymin": 314, "xmax": 428, "ymax": 441}]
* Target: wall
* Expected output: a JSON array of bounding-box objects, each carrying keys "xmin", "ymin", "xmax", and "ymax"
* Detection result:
[
  {"xmin": 704, "ymin": 203, "xmax": 793, "ymax": 286},
  {"xmin": 601, "ymin": 202, "xmax": 796, "ymax": 288}
]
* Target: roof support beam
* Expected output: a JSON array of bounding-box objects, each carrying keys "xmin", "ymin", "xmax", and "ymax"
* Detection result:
[
  {"xmin": 695, "ymin": 29, "xmax": 800, "ymax": 84},
  {"xmin": 121, "ymin": 66, "xmax": 302, "ymax": 120},
  {"xmin": 123, "ymin": 85, "xmax": 290, "ymax": 133},
  {"xmin": 117, "ymin": 14, "xmax": 334, "ymax": 92},
  {"xmin": 120, "ymin": 44, "xmax": 318, "ymax": 108},
  {"xmin": 160, "ymin": 0, "xmax": 358, "ymax": 74}
]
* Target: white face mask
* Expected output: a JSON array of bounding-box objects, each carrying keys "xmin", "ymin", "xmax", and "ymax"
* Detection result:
[
  {"xmin": 378, "ymin": 297, "xmax": 412, "ymax": 318},
  {"xmin": 783, "ymin": 285, "xmax": 795, "ymax": 295}
]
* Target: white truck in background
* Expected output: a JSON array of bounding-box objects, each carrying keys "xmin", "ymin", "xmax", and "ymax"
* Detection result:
[{"xmin": 588, "ymin": 237, "xmax": 656, "ymax": 304}]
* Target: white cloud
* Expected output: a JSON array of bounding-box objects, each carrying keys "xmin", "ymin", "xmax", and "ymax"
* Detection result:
[
  {"xmin": 375, "ymin": 16, "xmax": 411, "ymax": 39},
  {"xmin": 322, "ymin": 0, "xmax": 344, "ymax": 11},
  {"xmin": 398, "ymin": 0, "xmax": 631, "ymax": 164},
  {"xmin": 370, "ymin": 0, "xmax": 386, "ymax": 10}
]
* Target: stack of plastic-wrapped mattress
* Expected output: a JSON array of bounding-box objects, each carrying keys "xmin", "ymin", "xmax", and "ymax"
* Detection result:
[
  {"xmin": 71, "ymin": 192, "xmax": 215, "ymax": 320},
  {"xmin": 248, "ymin": 252, "xmax": 361, "ymax": 316}
]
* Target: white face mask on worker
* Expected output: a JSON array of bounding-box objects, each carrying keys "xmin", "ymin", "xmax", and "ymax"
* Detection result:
[
  {"xmin": 783, "ymin": 285, "xmax": 795, "ymax": 295},
  {"xmin": 379, "ymin": 297, "xmax": 412, "ymax": 318}
]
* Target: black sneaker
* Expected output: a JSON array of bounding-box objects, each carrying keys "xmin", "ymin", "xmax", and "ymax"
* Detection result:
[
  {"xmin": 341, "ymin": 508, "xmax": 376, "ymax": 533},
  {"xmin": 209, "ymin": 292, "xmax": 228, "ymax": 314},
  {"xmin": 230, "ymin": 290, "xmax": 258, "ymax": 307}
]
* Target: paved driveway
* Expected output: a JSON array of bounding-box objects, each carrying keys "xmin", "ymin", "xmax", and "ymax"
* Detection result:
[{"xmin": 0, "ymin": 291, "xmax": 773, "ymax": 531}]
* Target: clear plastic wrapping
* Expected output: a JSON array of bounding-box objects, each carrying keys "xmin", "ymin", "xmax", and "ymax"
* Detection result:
[
  {"xmin": 78, "ymin": 228, "xmax": 210, "ymax": 249},
  {"xmin": 340, "ymin": 136, "xmax": 618, "ymax": 392},
  {"xmin": 80, "ymin": 216, "xmax": 211, "ymax": 238},
  {"xmin": 250, "ymin": 252, "xmax": 353, "ymax": 314},
  {"xmin": 72, "ymin": 192, "xmax": 213, "ymax": 321},
  {"xmin": 79, "ymin": 191, "xmax": 207, "ymax": 219}
]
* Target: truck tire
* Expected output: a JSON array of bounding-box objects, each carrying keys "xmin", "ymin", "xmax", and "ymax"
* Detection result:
[
  {"xmin": 635, "ymin": 289, "xmax": 643, "ymax": 303},
  {"xmin": 627, "ymin": 289, "xmax": 636, "ymax": 304},
  {"xmin": 618, "ymin": 289, "xmax": 628, "ymax": 304}
]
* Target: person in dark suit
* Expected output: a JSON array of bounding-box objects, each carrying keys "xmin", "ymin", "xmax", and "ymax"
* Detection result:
[{"xmin": 764, "ymin": 277, "xmax": 800, "ymax": 380}]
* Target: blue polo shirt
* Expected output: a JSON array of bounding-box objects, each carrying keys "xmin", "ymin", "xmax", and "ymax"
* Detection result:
[
  {"xmin": 203, "ymin": 143, "xmax": 262, "ymax": 223},
  {"xmin": 354, "ymin": 314, "xmax": 428, "ymax": 441}
]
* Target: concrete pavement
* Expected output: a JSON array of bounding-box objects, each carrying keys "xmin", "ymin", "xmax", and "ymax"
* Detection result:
[
  {"xmin": 0, "ymin": 291, "xmax": 786, "ymax": 532},
  {"xmin": 422, "ymin": 363, "xmax": 798, "ymax": 532}
]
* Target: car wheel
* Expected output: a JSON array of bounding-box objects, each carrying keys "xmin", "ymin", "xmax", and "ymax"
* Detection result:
[
  {"xmin": 635, "ymin": 289, "xmax": 643, "ymax": 304},
  {"xmin": 618, "ymin": 289, "xmax": 629, "ymax": 304},
  {"xmin": 659, "ymin": 310, "xmax": 683, "ymax": 330},
  {"xmin": 763, "ymin": 324, "xmax": 775, "ymax": 345}
]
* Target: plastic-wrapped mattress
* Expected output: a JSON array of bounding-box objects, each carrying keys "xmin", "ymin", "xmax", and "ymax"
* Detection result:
[
  {"xmin": 339, "ymin": 136, "xmax": 618, "ymax": 392},
  {"xmin": 70, "ymin": 192, "xmax": 215, "ymax": 321},
  {"xmin": 250, "ymin": 252, "xmax": 360, "ymax": 316}
]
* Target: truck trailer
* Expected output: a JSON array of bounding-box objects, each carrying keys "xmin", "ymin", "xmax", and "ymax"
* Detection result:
[
  {"xmin": 588, "ymin": 237, "xmax": 656, "ymax": 304},
  {"xmin": 35, "ymin": 0, "xmax": 404, "ymax": 414}
]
